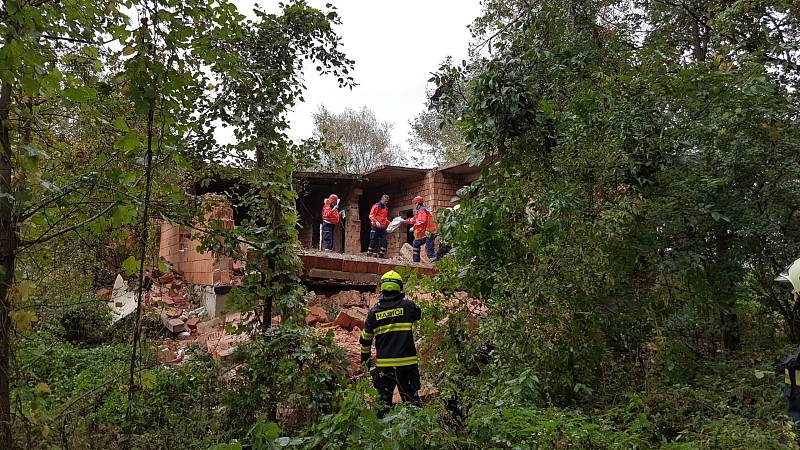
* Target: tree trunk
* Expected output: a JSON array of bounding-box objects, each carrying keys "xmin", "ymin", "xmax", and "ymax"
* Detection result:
[
  {"xmin": 0, "ymin": 81, "xmax": 17, "ymax": 449},
  {"xmin": 720, "ymin": 309, "xmax": 741, "ymax": 351}
]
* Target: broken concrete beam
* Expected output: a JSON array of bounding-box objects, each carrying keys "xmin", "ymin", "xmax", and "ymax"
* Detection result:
[
  {"xmin": 160, "ymin": 312, "xmax": 186, "ymax": 333},
  {"xmin": 333, "ymin": 307, "xmax": 367, "ymax": 331},
  {"xmin": 305, "ymin": 306, "xmax": 328, "ymax": 326},
  {"xmin": 307, "ymin": 268, "xmax": 379, "ymax": 284}
]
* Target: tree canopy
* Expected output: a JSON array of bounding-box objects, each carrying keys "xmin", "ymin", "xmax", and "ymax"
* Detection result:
[{"xmin": 312, "ymin": 105, "xmax": 402, "ymax": 174}]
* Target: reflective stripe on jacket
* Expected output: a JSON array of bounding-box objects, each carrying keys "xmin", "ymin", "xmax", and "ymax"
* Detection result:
[{"xmin": 360, "ymin": 292, "xmax": 421, "ymax": 367}]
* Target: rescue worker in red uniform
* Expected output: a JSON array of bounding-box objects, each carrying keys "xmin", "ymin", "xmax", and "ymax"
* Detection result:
[
  {"xmin": 360, "ymin": 270, "xmax": 422, "ymax": 411},
  {"xmin": 321, "ymin": 194, "xmax": 340, "ymax": 251},
  {"xmin": 367, "ymin": 194, "xmax": 391, "ymax": 258},
  {"xmin": 405, "ymin": 196, "xmax": 437, "ymax": 262}
]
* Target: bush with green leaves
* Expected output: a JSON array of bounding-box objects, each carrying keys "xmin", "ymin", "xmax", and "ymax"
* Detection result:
[{"xmin": 222, "ymin": 327, "xmax": 350, "ymax": 432}]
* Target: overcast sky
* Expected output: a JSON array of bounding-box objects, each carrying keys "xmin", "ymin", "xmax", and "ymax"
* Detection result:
[{"xmin": 231, "ymin": 0, "xmax": 482, "ymax": 158}]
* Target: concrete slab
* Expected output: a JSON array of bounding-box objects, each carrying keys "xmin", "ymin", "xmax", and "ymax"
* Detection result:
[{"xmin": 108, "ymin": 274, "xmax": 137, "ymax": 323}]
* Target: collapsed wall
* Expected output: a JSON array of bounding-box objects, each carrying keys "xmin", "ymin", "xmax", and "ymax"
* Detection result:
[{"xmin": 158, "ymin": 195, "xmax": 244, "ymax": 317}]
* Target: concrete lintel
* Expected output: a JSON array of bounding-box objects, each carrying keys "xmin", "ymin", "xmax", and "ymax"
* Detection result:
[{"xmin": 307, "ymin": 268, "xmax": 380, "ymax": 284}]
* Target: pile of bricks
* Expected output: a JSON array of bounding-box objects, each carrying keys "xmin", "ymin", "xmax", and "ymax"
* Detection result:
[{"xmin": 305, "ymin": 290, "xmax": 378, "ymax": 372}]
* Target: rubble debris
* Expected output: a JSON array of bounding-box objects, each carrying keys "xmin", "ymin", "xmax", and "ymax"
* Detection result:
[
  {"xmin": 333, "ymin": 307, "xmax": 367, "ymax": 331},
  {"xmin": 312, "ymin": 291, "xmax": 377, "ymax": 310},
  {"xmin": 206, "ymin": 333, "xmax": 250, "ymax": 359},
  {"xmin": 332, "ymin": 290, "xmax": 364, "ymax": 308},
  {"xmin": 400, "ymin": 243, "xmax": 414, "ymax": 262},
  {"xmin": 96, "ymin": 288, "xmax": 111, "ymax": 298},
  {"xmin": 320, "ymin": 325, "xmax": 364, "ymax": 372},
  {"xmin": 158, "ymin": 272, "xmax": 175, "ymax": 285},
  {"xmin": 305, "ymin": 306, "xmax": 328, "ymax": 326},
  {"xmin": 186, "ymin": 317, "xmax": 200, "ymax": 329}
]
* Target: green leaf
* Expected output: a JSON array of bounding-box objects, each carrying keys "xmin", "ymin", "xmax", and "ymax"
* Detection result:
[
  {"xmin": 114, "ymin": 131, "xmax": 142, "ymax": 152},
  {"xmin": 62, "ymin": 87, "xmax": 98, "ymax": 102},
  {"xmin": 11, "ymin": 310, "xmax": 37, "ymax": 335},
  {"xmin": 122, "ymin": 256, "xmax": 140, "ymax": 276},
  {"xmin": 21, "ymin": 77, "xmax": 40, "ymax": 95},
  {"xmin": 112, "ymin": 117, "xmax": 130, "ymax": 132},
  {"xmin": 112, "ymin": 204, "xmax": 138, "ymax": 226},
  {"xmin": 35, "ymin": 382, "xmax": 51, "ymax": 396},
  {"xmin": 138, "ymin": 370, "xmax": 157, "ymax": 390},
  {"xmin": 83, "ymin": 46, "xmax": 99, "ymax": 58}
]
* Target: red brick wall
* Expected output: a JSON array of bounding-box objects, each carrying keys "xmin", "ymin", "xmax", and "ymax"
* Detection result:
[{"xmin": 158, "ymin": 195, "xmax": 235, "ymax": 286}]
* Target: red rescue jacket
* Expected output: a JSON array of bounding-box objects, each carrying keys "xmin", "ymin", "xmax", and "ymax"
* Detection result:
[
  {"xmin": 369, "ymin": 202, "xmax": 390, "ymax": 228},
  {"xmin": 405, "ymin": 206, "xmax": 436, "ymax": 239},
  {"xmin": 322, "ymin": 204, "xmax": 340, "ymax": 224}
]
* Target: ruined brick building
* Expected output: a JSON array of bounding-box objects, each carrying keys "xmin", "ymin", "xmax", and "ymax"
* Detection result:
[
  {"xmin": 294, "ymin": 162, "xmax": 480, "ymax": 258},
  {"xmin": 157, "ymin": 162, "xmax": 479, "ymax": 310}
]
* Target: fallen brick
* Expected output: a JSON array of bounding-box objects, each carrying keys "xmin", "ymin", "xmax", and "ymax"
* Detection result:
[
  {"xmin": 305, "ymin": 306, "xmax": 328, "ymax": 326},
  {"xmin": 333, "ymin": 307, "xmax": 367, "ymax": 331},
  {"xmin": 96, "ymin": 288, "xmax": 112, "ymax": 298},
  {"xmin": 186, "ymin": 317, "xmax": 200, "ymax": 329}
]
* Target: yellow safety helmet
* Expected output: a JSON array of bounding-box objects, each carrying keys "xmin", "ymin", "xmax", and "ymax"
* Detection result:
[{"xmin": 380, "ymin": 270, "xmax": 403, "ymax": 292}]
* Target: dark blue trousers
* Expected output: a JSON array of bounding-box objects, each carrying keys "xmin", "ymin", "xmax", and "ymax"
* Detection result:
[
  {"xmin": 322, "ymin": 222, "xmax": 335, "ymax": 250},
  {"xmin": 426, "ymin": 233, "xmax": 437, "ymax": 260},
  {"xmin": 368, "ymin": 228, "xmax": 387, "ymax": 255},
  {"xmin": 412, "ymin": 238, "xmax": 426, "ymax": 262}
]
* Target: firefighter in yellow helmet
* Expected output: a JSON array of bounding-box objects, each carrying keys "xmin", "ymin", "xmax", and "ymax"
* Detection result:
[{"xmin": 359, "ymin": 270, "xmax": 422, "ymax": 409}]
